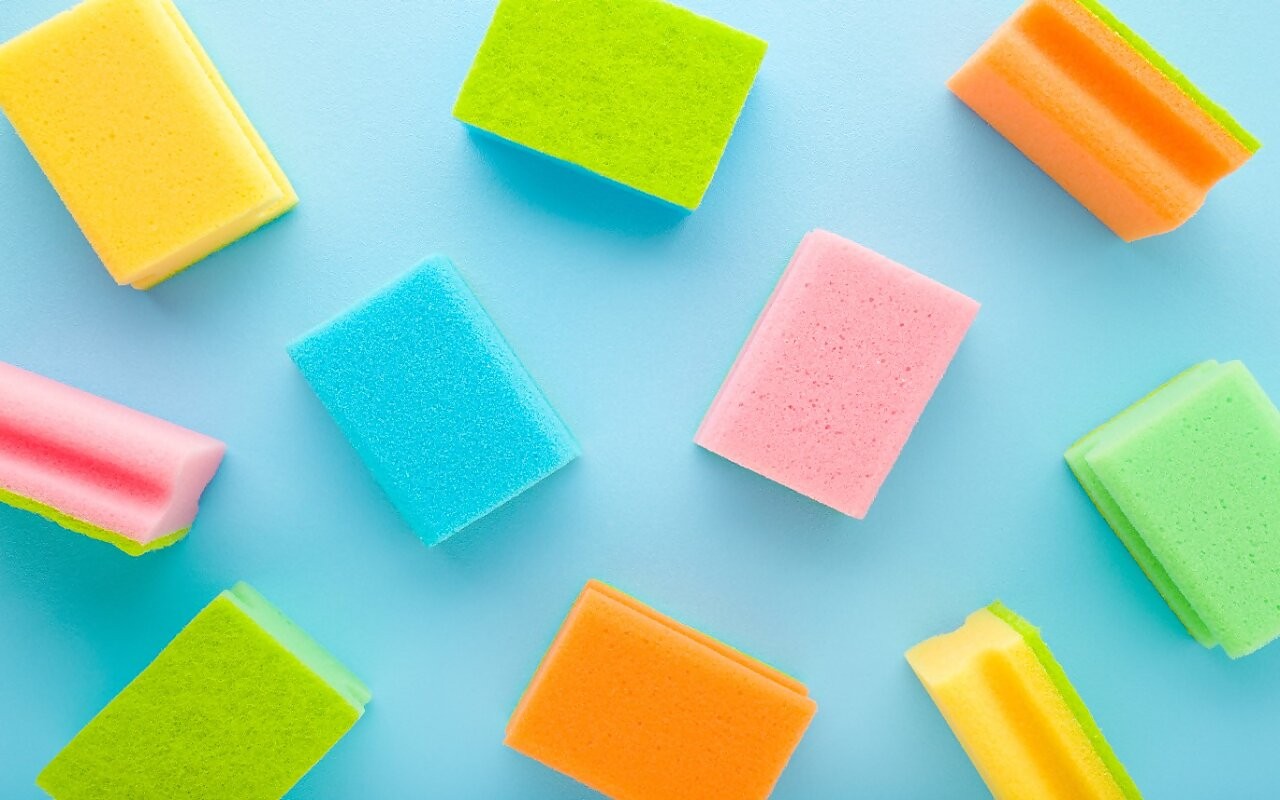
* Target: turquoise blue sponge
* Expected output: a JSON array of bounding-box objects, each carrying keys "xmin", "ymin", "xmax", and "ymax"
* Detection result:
[
  {"xmin": 38, "ymin": 583, "xmax": 369, "ymax": 798},
  {"xmin": 288, "ymin": 257, "xmax": 579, "ymax": 545}
]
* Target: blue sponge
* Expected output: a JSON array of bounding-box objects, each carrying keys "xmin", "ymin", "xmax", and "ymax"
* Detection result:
[{"xmin": 288, "ymin": 258, "xmax": 579, "ymax": 545}]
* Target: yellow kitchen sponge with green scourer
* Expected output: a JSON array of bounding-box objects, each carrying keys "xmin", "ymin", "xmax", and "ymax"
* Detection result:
[
  {"xmin": 907, "ymin": 603, "xmax": 1141, "ymax": 800},
  {"xmin": 453, "ymin": 0, "xmax": 766, "ymax": 210},
  {"xmin": 37, "ymin": 583, "xmax": 369, "ymax": 799},
  {"xmin": 0, "ymin": 0, "xmax": 295, "ymax": 289}
]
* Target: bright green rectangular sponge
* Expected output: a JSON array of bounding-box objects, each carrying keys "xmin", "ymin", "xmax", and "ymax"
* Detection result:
[
  {"xmin": 452, "ymin": 0, "xmax": 767, "ymax": 210},
  {"xmin": 1066, "ymin": 360, "xmax": 1280, "ymax": 658},
  {"xmin": 37, "ymin": 583, "xmax": 370, "ymax": 799}
]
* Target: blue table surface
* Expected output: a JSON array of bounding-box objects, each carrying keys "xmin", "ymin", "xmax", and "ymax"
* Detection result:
[{"xmin": 1, "ymin": 1, "xmax": 1278, "ymax": 797}]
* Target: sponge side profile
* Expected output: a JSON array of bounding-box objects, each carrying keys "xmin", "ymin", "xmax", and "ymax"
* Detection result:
[
  {"xmin": 453, "ymin": 0, "xmax": 766, "ymax": 209},
  {"xmin": 37, "ymin": 583, "xmax": 368, "ymax": 799},
  {"xmin": 288, "ymin": 257, "xmax": 579, "ymax": 546},
  {"xmin": 906, "ymin": 603, "xmax": 1141, "ymax": 800},
  {"xmin": 696, "ymin": 229, "xmax": 979, "ymax": 518},
  {"xmin": 1067, "ymin": 360, "xmax": 1280, "ymax": 657},
  {"xmin": 506, "ymin": 579, "xmax": 816, "ymax": 800},
  {"xmin": 0, "ymin": 0, "xmax": 295, "ymax": 288},
  {"xmin": 0, "ymin": 360, "xmax": 225, "ymax": 555},
  {"xmin": 949, "ymin": 0, "xmax": 1257, "ymax": 240}
]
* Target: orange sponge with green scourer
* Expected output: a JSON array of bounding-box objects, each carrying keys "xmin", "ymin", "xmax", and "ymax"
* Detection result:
[
  {"xmin": 37, "ymin": 583, "xmax": 369, "ymax": 799},
  {"xmin": 950, "ymin": 0, "xmax": 1258, "ymax": 241},
  {"xmin": 453, "ymin": 0, "xmax": 766, "ymax": 210},
  {"xmin": 0, "ymin": 0, "xmax": 295, "ymax": 289}
]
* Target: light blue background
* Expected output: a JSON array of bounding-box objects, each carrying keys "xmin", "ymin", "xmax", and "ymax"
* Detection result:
[{"xmin": 0, "ymin": 0, "xmax": 1277, "ymax": 797}]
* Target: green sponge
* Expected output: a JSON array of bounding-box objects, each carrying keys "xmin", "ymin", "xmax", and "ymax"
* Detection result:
[
  {"xmin": 452, "ymin": 0, "xmax": 767, "ymax": 209},
  {"xmin": 37, "ymin": 583, "xmax": 370, "ymax": 799},
  {"xmin": 1066, "ymin": 360, "xmax": 1280, "ymax": 657}
]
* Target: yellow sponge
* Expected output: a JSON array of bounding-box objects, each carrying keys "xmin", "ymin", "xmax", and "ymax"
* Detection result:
[{"xmin": 0, "ymin": 0, "xmax": 295, "ymax": 289}]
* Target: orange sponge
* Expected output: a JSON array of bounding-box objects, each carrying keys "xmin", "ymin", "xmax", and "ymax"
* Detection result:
[
  {"xmin": 506, "ymin": 580, "xmax": 817, "ymax": 800},
  {"xmin": 950, "ymin": 0, "xmax": 1258, "ymax": 241}
]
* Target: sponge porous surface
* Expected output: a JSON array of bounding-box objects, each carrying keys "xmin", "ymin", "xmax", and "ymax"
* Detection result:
[
  {"xmin": 0, "ymin": 360, "xmax": 225, "ymax": 555},
  {"xmin": 37, "ymin": 582, "xmax": 368, "ymax": 799},
  {"xmin": 696, "ymin": 229, "xmax": 979, "ymax": 518},
  {"xmin": 288, "ymin": 257, "xmax": 579, "ymax": 546},
  {"xmin": 906, "ymin": 604, "xmax": 1140, "ymax": 800},
  {"xmin": 452, "ymin": 0, "xmax": 766, "ymax": 210},
  {"xmin": 1069, "ymin": 360, "xmax": 1280, "ymax": 657},
  {"xmin": 948, "ymin": 0, "xmax": 1256, "ymax": 241},
  {"xmin": 0, "ymin": 0, "xmax": 295, "ymax": 288},
  {"xmin": 506, "ymin": 579, "xmax": 816, "ymax": 800}
]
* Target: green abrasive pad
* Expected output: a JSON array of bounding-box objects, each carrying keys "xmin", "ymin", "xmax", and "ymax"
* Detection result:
[
  {"xmin": 37, "ymin": 583, "xmax": 370, "ymax": 798},
  {"xmin": 452, "ymin": 0, "xmax": 767, "ymax": 209}
]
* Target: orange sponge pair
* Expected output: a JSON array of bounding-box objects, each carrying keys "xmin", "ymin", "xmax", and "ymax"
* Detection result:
[
  {"xmin": 952, "ymin": 0, "xmax": 1258, "ymax": 240},
  {"xmin": 507, "ymin": 580, "xmax": 816, "ymax": 799}
]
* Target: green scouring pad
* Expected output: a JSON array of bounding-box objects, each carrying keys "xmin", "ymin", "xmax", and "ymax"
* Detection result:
[
  {"xmin": 37, "ymin": 583, "xmax": 370, "ymax": 799},
  {"xmin": 452, "ymin": 0, "xmax": 767, "ymax": 210},
  {"xmin": 1067, "ymin": 360, "xmax": 1280, "ymax": 658}
]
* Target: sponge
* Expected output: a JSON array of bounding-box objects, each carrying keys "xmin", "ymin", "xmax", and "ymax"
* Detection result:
[
  {"xmin": 907, "ymin": 603, "xmax": 1142, "ymax": 800},
  {"xmin": 949, "ymin": 0, "xmax": 1258, "ymax": 241},
  {"xmin": 506, "ymin": 579, "xmax": 816, "ymax": 800},
  {"xmin": 1066, "ymin": 360, "xmax": 1280, "ymax": 657},
  {"xmin": 37, "ymin": 582, "xmax": 370, "ymax": 799},
  {"xmin": 452, "ymin": 0, "xmax": 766, "ymax": 210},
  {"xmin": 288, "ymin": 257, "xmax": 579, "ymax": 546},
  {"xmin": 0, "ymin": 360, "xmax": 224, "ymax": 556},
  {"xmin": 696, "ymin": 230, "xmax": 979, "ymax": 518},
  {"xmin": 0, "ymin": 0, "xmax": 296, "ymax": 289}
]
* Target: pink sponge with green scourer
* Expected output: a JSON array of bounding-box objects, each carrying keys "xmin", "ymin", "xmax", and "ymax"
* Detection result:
[
  {"xmin": 0, "ymin": 360, "xmax": 224, "ymax": 555},
  {"xmin": 696, "ymin": 230, "xmax": 979, "ymax": 518},
  {"xmin": 37, "ymin": 582, "xmax": 369, "ymax": 799}
]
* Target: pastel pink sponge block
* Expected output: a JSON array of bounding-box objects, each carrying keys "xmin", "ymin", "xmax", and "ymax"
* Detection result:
[
  {"xmin": 696, "ymin": 230, "xmax": 979, "ymax": 518},
  {"xmin": 0, "ymin": 360, "xmax": 224, "ymax": 555}
]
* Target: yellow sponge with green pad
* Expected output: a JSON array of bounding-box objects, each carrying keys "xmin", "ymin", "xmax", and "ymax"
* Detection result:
[
  {"xmin": 907, "ymin": 602, "xmax": 1141, "ymax": 800},
  {"xmin": 452, "ymin": 0, "xmax": 767, "ymax": 210},
  {"xmin": 1067, "ymin": 360, "xmax": 1280, "ymax": 657},
  {"xmin": 37, "ymin": 583, "xmax": 369, "ymax": 799},
  {"xmin": 0, "ymin": 0, "xmax": 295, "ymax": 289}
]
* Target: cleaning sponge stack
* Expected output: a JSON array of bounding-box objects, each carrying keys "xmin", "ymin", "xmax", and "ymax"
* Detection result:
[
  {"xmin": 0, "ymin": 0, "xmax": 295, "ymax": 288},
  {"xmin": 1067, "ymin": 360, "xmax": 1280, "ymax": 657},
  {"xmin": 38, "ymin": 583, "xmax": 369, "ymax": 799}
]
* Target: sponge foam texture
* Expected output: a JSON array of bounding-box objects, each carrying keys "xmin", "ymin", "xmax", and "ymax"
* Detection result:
[
  {"xmin": 288, "ymin": 257, "xmax": 579, "ymax": 546},
  {"xmin": 507, "ymin": 580, "xmax": 816, "ymax": 800},
  {"xmin": 0, "ymin": 360, "xmax": 224, "ymax": 555},
  {"xmin": 697, "ymin": 230, "xmax": 979, "ymax": 518},
  {"xmin": 453, "ymin": 0, "xmax": 766, "ymax": 210},
  {"xmin": 0, "ymin": 0, "xmax": 295, "ymax": 288},
  {"xmin": 1067, "ymin": 360, "xmax": 1280, "ymax": 657},
  {"xmin": 37, "ymin": 582, "xmax": 369, "ymax": 799}
]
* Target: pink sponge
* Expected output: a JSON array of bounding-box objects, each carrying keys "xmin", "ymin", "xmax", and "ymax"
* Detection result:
[
  {"xmin": 0, "ymin": 361, "xmax": 225, "ymax": 555},
  {"xmin": 696, "ymin": 230, "xmax": 979, "ymax": 518}
]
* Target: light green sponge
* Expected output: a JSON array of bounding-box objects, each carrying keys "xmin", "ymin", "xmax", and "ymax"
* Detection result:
[
  {"xmin": 452, "ymin": 0, "xmax": 767, "ymax": 209},
  {"xmin": 38, "ymin": 583, "xmax": 370, "ymax": 799},
  {"xmin": 1066, "ymin": 360, "xmax": 1280, "ymax": 657}
]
